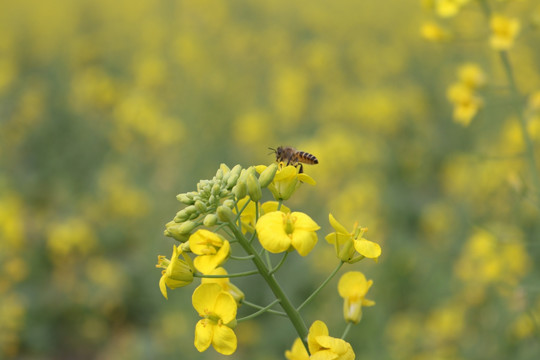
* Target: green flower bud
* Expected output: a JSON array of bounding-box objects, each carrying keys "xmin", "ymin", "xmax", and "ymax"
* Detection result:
[
  {"xmin": 216, "ymin": 168, "xmax": 224, "ymax": 180},
  {"xmin": 194, "ymin": 200, "xmax": 207, "ymax": 213},
  {"xmin": 176, "ymin": 193, "xmax": 194, "ymax": 205},
  {"xmin": 164, "ymin": 225, "xmax": 190, "ymax": 242},
  {"xmin": 174, "ymin": 209, "xmax": 190, "ymax": 223},
  {"xmin": 211, "ymin": 183, "xmax": 221, "ymax": 196},
  {"xmin": 178, "ymin": 220, "xmax": 197, "ymax": 234},
  {"xmin": 219, "ymin": 189, "xmax": 230, "ymax": 197},
  {"xmin": 220, "ymin": 163, "xmax": 231, "ymax": 174},
  {"xmin": 217, "ymin": 205, "xmax": 235, "ymax": 223},
  {"xmin": 203, "ymin": 214, "xmax": 218, "ymax": 227},
  {"xmin": 232, "ymin": 181, "xmax": 247, "ymax": 199},
  {"xmin": 247, "ymin": 173, "xmax": 262, "ymax": 202},
  {"xmin": 185, "ymin": 205, "xmax": 197, "ymax": 214},
  {"xmin": 223, "ymin": 199, "xmax": 235, "ymax": 209},
  {"xmin": 259, "ymin": 163, "xmax": 278, "ymax": 188},
  {"xmin": 226, "ymin": 173, "xmax": 239, "ymax": 189}
]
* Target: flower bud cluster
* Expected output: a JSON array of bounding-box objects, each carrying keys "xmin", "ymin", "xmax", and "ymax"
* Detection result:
[{"xmin": 164, "ymin": 163, "xmax": 277, "ymax": 242}]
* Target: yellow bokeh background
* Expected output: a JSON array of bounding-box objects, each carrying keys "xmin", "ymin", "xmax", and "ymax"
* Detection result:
[{"xmin": 1, "ymin": 0, "xmax": 540, "ymax": 359}]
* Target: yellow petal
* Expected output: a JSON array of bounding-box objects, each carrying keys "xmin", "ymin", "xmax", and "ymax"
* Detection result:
[
  {"xmin": 159, "ymin": 274, "xmax": 168, "ymax": 299},
  {"xmin": 256, "ymin": 212, "xmax": 291, "ymax": 253},
  {"xmin": 311, "ymin": 350, "xmax": 340, "ymax": 360},
  {"xmin": 328, "ymin": 213, "xmax": 349, "ymax": 235},
  {"xmin": 274, "ymin": 165, "xmax": 297, "ymax": 180},
  {"xmin": 291, "ymin": 230, "xmax": 318, "ymax": 256},
  {"xmin": 255, "ymin": 165, "xmax": 267, "ymax": 173},
  {"xmin": 192, "ymin": 283, "xmax": 223, "ymax": 316},
  {"xmin": 261, "ymin": 201, "xmax": 290, "ymax": 214},
  {"xmin": 293, "ymin": 212, "xmax": 320, "ymax": 231},
  {"xmin": 285, "ymin": 338, "xmax": 309, "ymax": 360},
  {"xmin": 298, "ymin": 173, "xmax": 316, "ymax": 185},
  {"xmin": 353, "ymin": 239, "xmax": 381, "ymax": 259},
  {"xmin": 193, "ymin": 240, "xmax": 230, "ymax": 274},
  {"xmin": 194, "ymin": 319, "xmax": 213, "ymax": 353},
  {"xmin": 324, "ymin": 232, "xmax": 351, "ymax": 245},
  {"xmin": 315, "ymin": 335, "xmax": 350, "ymax": 355},
  {"xmin": 308, "ymin": 320, "xmax": 329, "ymax": 354},
  {"xmin": 212, "ymin": 323, "xmax": 237, "ymax": 355},
  {"xmin": 213, "ymin": 292, "xmax": 237, "ymax": 324},
  {"xmin": 189, "ymin": 230, "xmax": 224, "ymax": 255},
  {"xmin": 338, "ymin": 271, "xmax": 368, "ymax": 298}
]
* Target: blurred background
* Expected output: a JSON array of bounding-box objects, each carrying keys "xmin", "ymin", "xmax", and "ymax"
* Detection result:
[{"xmin": 1, "ymin": 0, "xmax": 540, "ymax": 359}]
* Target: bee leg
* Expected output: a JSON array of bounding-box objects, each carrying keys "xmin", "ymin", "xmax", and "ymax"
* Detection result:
[{"xmin": 298, "ymin": 164, "xmax": 304, "ymax": 174}]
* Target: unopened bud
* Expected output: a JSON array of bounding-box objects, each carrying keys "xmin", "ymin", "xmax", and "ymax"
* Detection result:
[
  {"xmin": 203, "ymin": 214, "xmax": 218, "ymax": 227},
  {"xmin": 247, "ymin": 173, "xmax": 262, "ymax": 202},
  {"xmin": 174, "ymin": 210, "xmax": 189, "ymax": 223},
  {"xmin": 223, "ymin": 199, "xmax": 235, "ymax": 209},
  {"xmin": 194, "ymin": 200, "xmax": 207, "ymax": 213},
  {"xmin": 258, "ymin": 163, "xmax": 278, "ymax": 188},
  {"xmin": 217, "ymin": 206, "xmax": 235, "ymax": 223},
  {"xmin": 232, "ymin": 181, "xmax": 247, "ymax": 199},
  {"xmin": 178, "ymin": 220, "xmax": 197, "ymax": 234},
  {"xmin": 176, "ymin": 193, "xmax": 194, "ymax": 205}
]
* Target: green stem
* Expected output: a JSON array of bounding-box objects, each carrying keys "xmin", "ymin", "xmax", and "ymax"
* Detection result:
[
  {"xmin": 297, "ymin": 261, "xmax": 344, "ymax": 311},
  {"xmin": 277, "ymin": 199, "xmax": 283, "ymax": 211},
  {"xmin": 341, "ymin": 322, "xmax": 353, "ymax": 340},
  {"xmin": 193, "ymin": 270, "xmax": 259, "ymax": 278},
  {"xmin": 479, "ymin": 0, "xmax": 540, "ymax": 209},
  {"xmin": 499, "ymin": 51, "xmax": 540, "ymax": 205},
  {"xmin": 227, "ymin": 223, "xmax": 310, "ymax": 351},
  {"xmin": 229, "ymin": 254, "xmax": 255, "ymax": 260},
  {"xmin": 242, "ymin": 300, "xmax": 287, "ymax": 318},
  {"xmin": 237, "ymin": 299, "xmax": 281, "ymax": 322},
  {"xmin": 270, "ymin": 252, "xmax": 289, "ymax": 275}
]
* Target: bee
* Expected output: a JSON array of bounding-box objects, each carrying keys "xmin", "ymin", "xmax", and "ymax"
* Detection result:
[{"xmin": 268, "ymin": 146, "xmax": 318, "ymax": 173}]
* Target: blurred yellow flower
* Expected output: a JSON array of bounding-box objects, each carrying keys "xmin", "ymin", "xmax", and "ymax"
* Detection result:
[
  {"xmin": 255, "ymin": 211, "xmax": 320, "ymax": 256},
  {"xmin": 490, "ymin": 15, "xmax": 520, "ymax": 51},
  {"xmin": 201, "ymin": 267, "xmax": 245, "ymax": 306},
  {"xmin": 307, "ymin": 320, "xmax": 355, "ymax": 360},
  {"xmin": 446, "ymin": 82, "xmax": 483, "ymax": 126},
  {"xmin": 420, "ymin": 22, "xmax": 451, "ymax": 42},
  {"xmin": 338, "ymin": 271, "xmax": 375, "ymax": 323},
  {"xmin": 189, "ymin": 230, "xmax": 230, "ymax": 274},
  {"xmin": 255, "ymin": 164, "xmax": 315, "ymax": 201},
  {"xmin": 156, "ymin": 245, "xmax": 194, "ymax": 299},
  {"xmin": 192, "ymin": 283, "xmax": 237, "ymax": 355},
  {"xmin": 435, "ymin": 0, "xmax": 469, "ymax": 18},
  {"xmin": 457, "ymin": 63, "xmax": 486, "ymax": 89},
  {"xmin": 326, "ymin": 214, "xmax": 381, "ymax": 262}
]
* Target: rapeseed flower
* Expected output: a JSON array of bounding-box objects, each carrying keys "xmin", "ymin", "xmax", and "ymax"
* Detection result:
[
  {"xmin": 325, "ymin": 214, "xmax": 381, "ymax": 262},
  {"xmin": 420, "ymin": 22, "xmax": 451, "ymax": 42},
  {"xmin": 256, "ymin": 211, "xmax": 320, "ymax": 256},
  {"xmin": 255, "ymin": 164, "xmax": 315, "ymax": 201},
  {"xmin": 189, "ymin": 229, "xmax": 230, "ymax": 274},
  {"xmin": 490, "ymin": 15, "xmax": 520, "ymax": 51},
  {"xmin": 338, "ymin": 271, "xmax": 375, "ymax": 323},
  {"xmin": 307, "ymin": 320, "xmax": 355, "ymax": 360},
  {"xmin": 192, "ymin": 283, "xmax": 237, "ymax": 355},
  {"xmin": 435, "ymin": 0, "xmax": 469, "ymax": 18},
  {"xmin": 156, "ymin": 245, "xmax": 194, "ymax": 299}
]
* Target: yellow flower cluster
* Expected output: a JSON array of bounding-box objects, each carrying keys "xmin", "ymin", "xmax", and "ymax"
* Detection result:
[
  {"xmin": 156, "ymin": 163, "xmax": 381, "ymax": 356},
  {"xmin": 446, "ymin": 63, "xmax": 486, "ymax": 126},
  {"xmin": 490, "ymin": 14, "xmax": 520, "ymax": 51}
]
